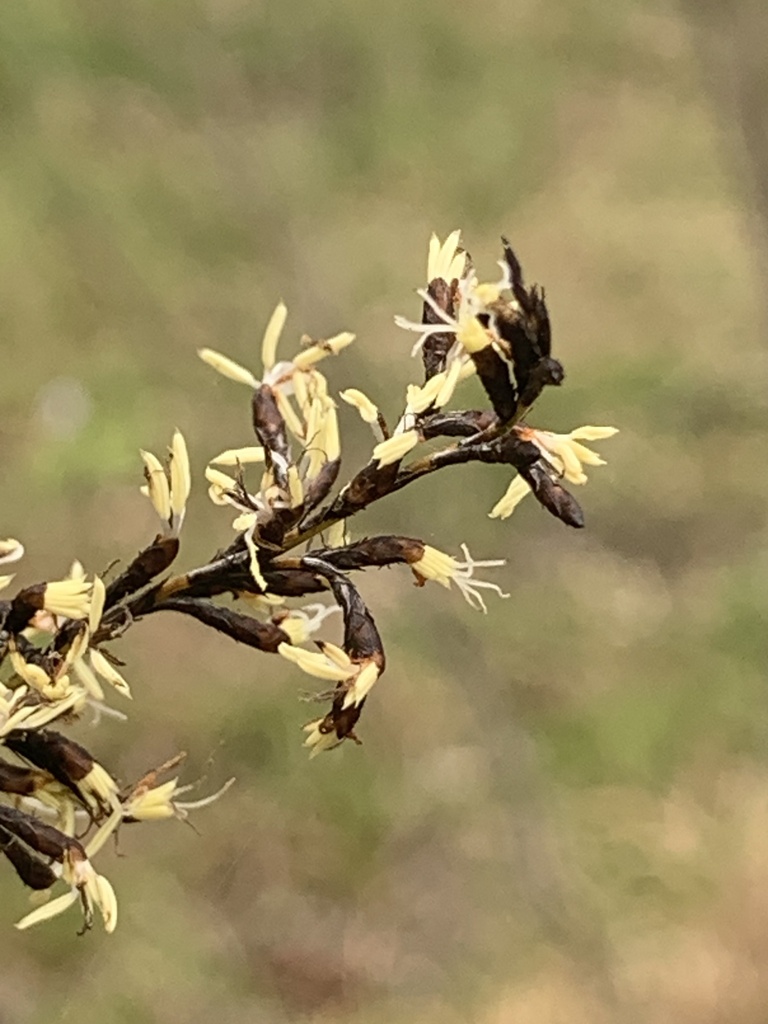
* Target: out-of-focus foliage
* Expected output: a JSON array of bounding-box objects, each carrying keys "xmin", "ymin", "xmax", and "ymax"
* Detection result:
[{"xmin": 0, "ymin": 0, "xmax": 766, "ymax": 1021}]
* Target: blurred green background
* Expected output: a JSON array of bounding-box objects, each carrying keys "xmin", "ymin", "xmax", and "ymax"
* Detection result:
[{"xmin": 2, "ymin": 0, "xmax": 767, "ymax": 1021}]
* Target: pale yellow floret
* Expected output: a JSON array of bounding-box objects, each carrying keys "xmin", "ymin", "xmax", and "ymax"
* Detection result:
[
  {"xmin": 292, "ymin": 332, "xmax": 355, "ymax": 371},
  {"xmin": 140, "ymin": 449, "xmax": 172, "ymax": 524},
  {"xmin": 0, "ymin": 685, "xmax": 81, "ymax": 736},
  {"xmin": 80, "ymin": 762, "xmax": 121, "ymax": 813},
  {"xmin": 411, "ymin": 543, "xmax": 509, "ymax": 612},
  {"xmin": 44, "ymin": 579, "xmax": 92, "ymax": 620},
  {"xmin": 427, "ymin": 230, "xmax": 466, "ymax": 284},
  {"xmin": 372, "ymin": 429, "xmax": 419, "ymax": 467},
  {"xmin": 0, "ymin": 538, "xmax": 24, "ymax": 566},
  {"xmin": 342, "ymin": 661, "xmax": 381, "ymax": 709},
  {"xmin": 123, "ymin": 779, "xmax": 180, "ymax": 821},
  {"xmin": 169, "ymin": 430, "xmax": 192, "ymax": 523},
  {"xmin": 411, "ymin": 545, "xmax": 455, "ymax": 588},
  {"xmin": 302, "ymin": 719, "xmax": 341, "ymax": 758},
  {"xmin": 528, "ymin": 425, "xmax": 618, "ymax": 486},
  {"xmin": 261, "ymin": 301, "xmax": 288, "ymax": 372},
  {"xmin": 15, "ymin": 854, "xmax": 118, "ymax": 934},
  {"xmin": 211, "ymin": 446, "xmax": 266, "ymax": 466},
  {"xmin": 277, "ymin": 642, "xmax": 357, "ymax": 682},
  {"xmin": 339, "ymin": 388, "xmax": 379, "ymax": 424},
  {"xmin": 198, "ymin": 348, "xmax": 259, "ymax": 388}
]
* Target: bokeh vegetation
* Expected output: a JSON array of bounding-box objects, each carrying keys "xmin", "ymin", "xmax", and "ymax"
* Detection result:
[{"xmin": 1, "ymin": 0, "xmax": 767, "ymax": 1021}]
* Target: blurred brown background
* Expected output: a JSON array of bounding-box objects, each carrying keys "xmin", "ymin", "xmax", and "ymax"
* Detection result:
[{"xmin": 1, "ymin": 1, "xmax": 767, "ymax": 1021}]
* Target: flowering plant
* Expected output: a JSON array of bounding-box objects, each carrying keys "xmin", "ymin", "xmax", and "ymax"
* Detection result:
[{"xmin": 0, "ymin": 232, "xmax": 615, "ymax": 933}]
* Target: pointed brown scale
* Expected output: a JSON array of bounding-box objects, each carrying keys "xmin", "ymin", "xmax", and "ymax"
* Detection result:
[
  {"xmin": 0, "ymin": 805, "xmax": 85, "ymax": 862},
  {"xmin": 252, "ymin": 383, "xmax": 291, "ymax": 487},
  {"xmin": 0, "ymin": 758, "xmax": 50, "ymax": 798},
  {"xmin": 422, "ymin": 277, "xmax": 458, "ymax": 381},
  {"xmin": 469, "ymin": 345, "xmax": 517, "ymax": 422},
  {"xmin": 4, "ymin": 729, "xmax": 95, "ymax": 801},
  {"xmin": 0, "ymin": 827, "xmax": 60, "ymax": 890},
  {"xmin": 317, "ymin": 536, "xmax": 425, "ymax": 572},
  {"xmin": 104, "ymin": 535, "xmax": 180, "ymax": 610},
  {"xmin": 150, "ymin": 597, "xmax": 292, "ymax": 652},
  {"xmin": 520, "ymin": 464, "xmax": 585, "ymax": 528}
]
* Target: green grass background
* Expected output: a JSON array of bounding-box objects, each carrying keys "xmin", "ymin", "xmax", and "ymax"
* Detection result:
[{"xmin": 1, "ymin": 1, "xmax": 767, "ymax": 1021}]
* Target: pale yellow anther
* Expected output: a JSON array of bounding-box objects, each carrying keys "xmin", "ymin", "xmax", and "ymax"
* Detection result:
[
  {"xmin": 123, "ymin": 779, "xmax": 180, "ymax": 821},
  {"xmin": 244, "ymin": 529, "xmax": 268, "ymax": 591},
  {"xmin": 292, "ymin": 332, "xmax": 355, "ymax": 371},
  {"xmin": 140, "ymin": 449, "xmax": 171, "ymax": 525},
  {"xmin": 302, "ymin": 719, "xmax": 341, "ymax": 758},
  {"xmin": 372, "ymin": 429, "xmax": 419, "ymax": 467},
  {"xmin": 90, "ymin": 649, "xmax": 132, "ymax": 699},
  {"xmin": 292, "ymin": 370, "xmax": 309, "ymax": 414},
  {"xmin": 287, "ymin": 466, "xmax": 304, "ymax": 508},
  {"xmin": 278, "ymin": 643, "xmax": 357, "ymax": 682},
  {"xmin": 89, "ymin": 576, "xmax": 106, "ymax": 633},
  {"xmin": 570, "ymin": 426, "xmax": 619, "ymax": 441},
  {"xmin": 406, "ymin": 375, "xmax": 444, "ymax": 414},
  {"xmin": 320, "ymin": 401, "xmax": 340, "ymax": 462},
  {"xmin": 0, "ymin": 538, "xmax": 24, "ymax": 566},
  {"xmin": 342, "ymin": 662, "xmax": 381, "ymax": 709},
  {"xmin": 435, "ymin": 355, "xmax": 464, "ymax": 407},
  {"xmin": 205, "ymin": 466, "xmax": 237, "ymax": 505},
  {"xmin": 339, "ymin": 388, "xmax": 379, "ymax": 424},
  {"xmin": 427, "ymin": 230, "xmax": 466, "ymax": 284},
  {"xmin": 44, "ymin": 579, "xmax": 92, "ymax": 620},
  {"xmin": 324, "ymin": 519, "xmax": 347, "ymax": 548},
  {"xmin": 261, "ymin": 301, "xmax": 288, "ymax": 372},
  {"xmin": 198, "ymin": 348, "xmax": 259, "ymax": 388},
  {"xmin": 316, "ymin": 641, "xmax": 353, "ymax": 670},
  {"xmin": 169, "ymin": 430, "xmax": 191, "ymax": 524},
  {"xmin": 411, "ymin": 545, "xmax": 456, "ymax": 588},
  {"xmin": 274, "ymin": 387, "xmax": 306, "ymax": 441},
  {"xmin": 488, "ymin": 475, "xmax": 532, "ymax": 519},
  {"xmin": 210, "ymin": 446, "xmax": 265, "ymax": 466}
]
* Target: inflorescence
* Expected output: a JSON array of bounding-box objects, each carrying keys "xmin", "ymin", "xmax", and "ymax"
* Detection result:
[{"xmin": 0, "ymin": 232, "xmax": 616, "ymax": 933}]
